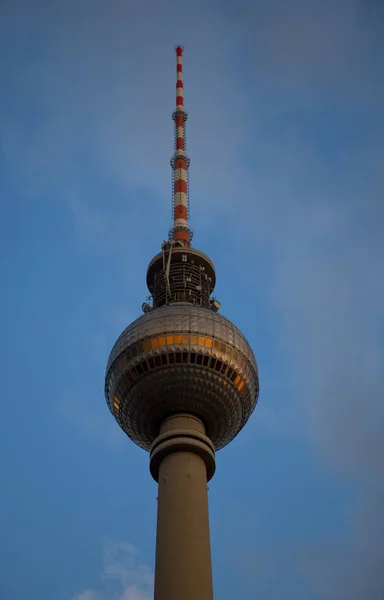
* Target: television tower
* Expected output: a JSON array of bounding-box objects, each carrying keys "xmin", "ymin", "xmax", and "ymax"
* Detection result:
[{"xmin": 105, "ymin": 46, "xmax": 259, "ymax": 600}]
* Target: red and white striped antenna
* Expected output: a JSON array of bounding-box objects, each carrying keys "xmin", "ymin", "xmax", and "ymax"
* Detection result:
[{"xmin": 169, "ymin": 45, "xmax": 193, "ymax": 246}]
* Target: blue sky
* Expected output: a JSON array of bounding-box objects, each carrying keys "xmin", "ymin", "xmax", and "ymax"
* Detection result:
[{"xmin": 1, "ymin": 1, "xmax": 383, "ymax": 599}]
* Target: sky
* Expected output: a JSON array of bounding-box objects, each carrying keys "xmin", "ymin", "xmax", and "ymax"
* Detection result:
[{"xmin": 0, "ymin": 0, "xmax": 383, "ymax": 599}]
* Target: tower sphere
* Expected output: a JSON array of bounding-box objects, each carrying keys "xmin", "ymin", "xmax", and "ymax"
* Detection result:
[{"xmin": 105, "ymin": 304, "xmax": 259, "ymax": 451}]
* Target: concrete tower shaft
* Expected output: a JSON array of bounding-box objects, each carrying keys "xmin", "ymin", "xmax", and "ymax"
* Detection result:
[{"xmin": 151, "ymin": 415, "xmax": 214, "ymax": 600}]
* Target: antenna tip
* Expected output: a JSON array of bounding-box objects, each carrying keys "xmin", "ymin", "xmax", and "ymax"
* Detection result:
[{"xmin": 175, "ymin": 44, "xmax": 184, "ymax": 55}]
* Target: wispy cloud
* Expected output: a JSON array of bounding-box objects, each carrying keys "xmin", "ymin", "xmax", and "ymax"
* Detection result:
[
  {"xmin": 72, "ymin": 542, "xmax": 153, "ymax": 600},
  {"xmin": 73, "ymin": 592, "xmax": 100, "ymax": 600},
  {"xmin": 234, "ymin": 86, "xmax": 384, "ymax": 600}
]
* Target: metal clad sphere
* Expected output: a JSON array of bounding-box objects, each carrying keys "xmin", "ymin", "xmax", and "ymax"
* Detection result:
[{"xmin": 105, "ymin": 305, "xmax": 259, "ymax": 451}]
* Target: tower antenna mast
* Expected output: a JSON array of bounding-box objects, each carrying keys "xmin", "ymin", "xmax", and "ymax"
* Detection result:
[{"xmin": 169, "ymin": 45, "xmax": 193, "ymax": 246}]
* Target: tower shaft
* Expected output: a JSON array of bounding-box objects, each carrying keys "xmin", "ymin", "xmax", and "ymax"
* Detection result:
[{"xmin": 151, "ymin": 415, "xmax": 214, "ymax": 600}]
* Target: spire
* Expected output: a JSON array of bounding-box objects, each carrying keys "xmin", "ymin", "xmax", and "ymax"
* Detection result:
[{"xmin": 169, "ymin": 45, "xmax": 193, "ymax": 246}]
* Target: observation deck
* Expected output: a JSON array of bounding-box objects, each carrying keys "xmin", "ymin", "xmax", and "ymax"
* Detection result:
[{"xmin": 105, "ymin": 304, "xmax": 259, "ymax": 451}]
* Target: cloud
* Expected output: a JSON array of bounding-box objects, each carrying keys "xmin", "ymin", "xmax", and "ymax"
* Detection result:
[
  {"xmin": 236, "ymin": 100, "xmax": 384, "ymax": 600},
  {"xmin": 72, "ymin": 542, "xmax": 153, "ymax": 600},
  {"xmin": 73, "ymin": 592, "xmax": 100, "ymax": 600},
  {"xmin": 0, "ymin": 0, "xmax": 251, "ymax": 238}
]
